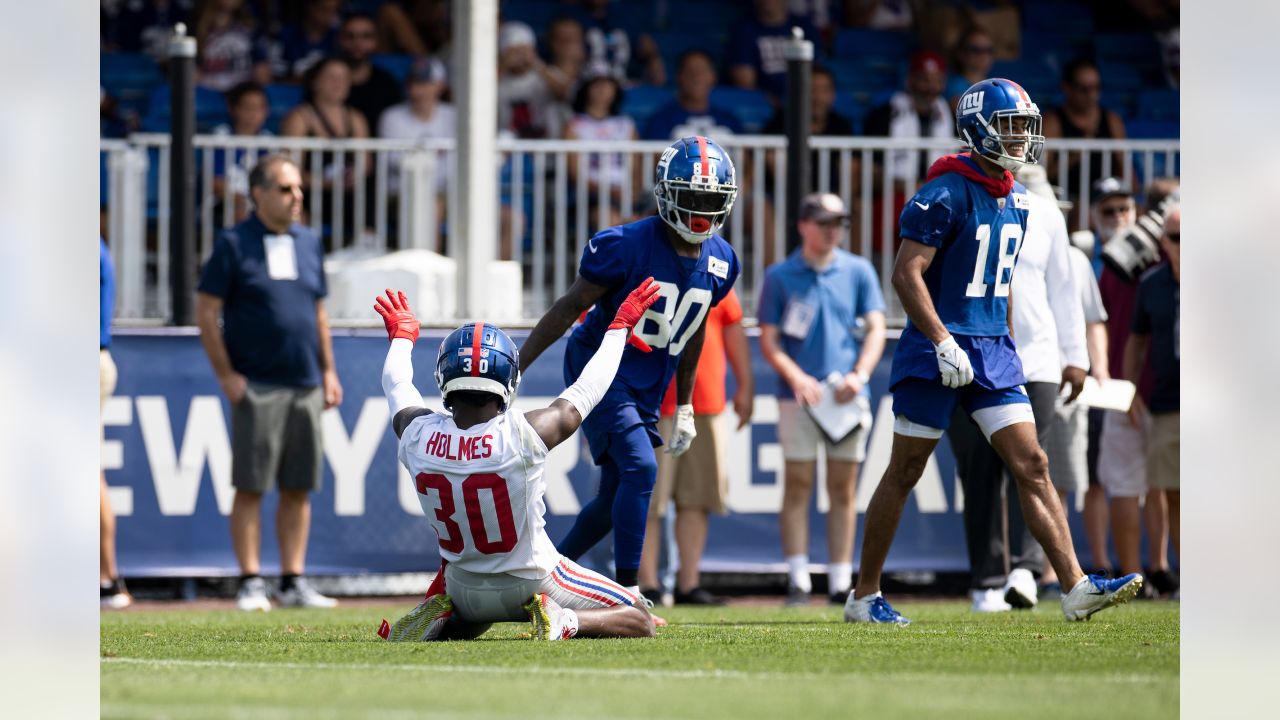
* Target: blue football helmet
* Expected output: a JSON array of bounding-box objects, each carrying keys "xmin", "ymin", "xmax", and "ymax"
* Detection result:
[
  {"xmin": 955, "ymin": 78, "xmax": 1045, "ymax": 171},
  {"xmin": 654, "ymin": 136, "xmax": 738, "ymax": 244},
  {"xmin": 434, "ymin": 322, "xmax": 521, "ymax": 410}
]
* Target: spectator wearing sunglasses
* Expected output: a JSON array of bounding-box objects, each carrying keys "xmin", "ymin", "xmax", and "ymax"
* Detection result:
[
  {"xmin": 1043, "ymin": 59, "xmax": 1129, "ymax": 208},
  {"xmin": 946, "ymin": 26, "xmax": 996, "ymax": 111},
  {"xmin": 339, "ymin": 12, "xmax": 402, "ymax": 130}
]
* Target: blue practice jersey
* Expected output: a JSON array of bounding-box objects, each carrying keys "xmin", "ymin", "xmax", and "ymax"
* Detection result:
[
  {"xmin": 565, "ymin": 216, "xmax": 740, "ymax": 451},
  {"xmin": 898, "ymin": 167, "xmax": 1031, "ymax": 337},
  {"xmin": 891, "ymin": 162, "xmax": 1032, "ymax": 391}
]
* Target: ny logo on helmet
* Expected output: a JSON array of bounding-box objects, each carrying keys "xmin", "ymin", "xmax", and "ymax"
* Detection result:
[{"xmin": 958, "ymin": 90, "xmax": 985, "ymax": 116}]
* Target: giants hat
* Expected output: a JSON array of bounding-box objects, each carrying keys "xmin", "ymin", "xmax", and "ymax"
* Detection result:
[
  {"xmin": 799, "ymin": 193, "xmax": 850, "ymax": 222},
  {"xmin": 1091, "ymin": 176, "xmax": 1133, "ymax": 204}
]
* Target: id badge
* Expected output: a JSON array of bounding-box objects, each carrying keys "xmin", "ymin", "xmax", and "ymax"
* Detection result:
[
  {"xmin": 264, "ymin": 234, "xmax": 298, "ymax": 280},
  {"xmin": 781, "ymin": 299, "xmax": 817, "ymax": 339}
]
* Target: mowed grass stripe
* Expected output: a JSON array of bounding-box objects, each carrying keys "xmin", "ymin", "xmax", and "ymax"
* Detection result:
[{"xmin": 102, "ymin": 655, "xmax": 1168, "ymax": 684}]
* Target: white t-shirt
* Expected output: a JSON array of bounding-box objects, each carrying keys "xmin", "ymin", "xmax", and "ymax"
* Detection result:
[
  {"xmin": 1011, "ymin": 191, "xmax": 1088, "ymax": 383},
  {"xmin": 498, "ymin": 70, "xmax": 559, "ymax": 138},
  {"xmin": 377, "ymin": 102, "xmax": 456, "ymax": 191},
  {"xmin": 398, "ymin": 409, "xmax": 560, "ymax": 580},
  {"xmin": 566, "ymin": 113, "xmax": 636, "ymax": 187},
  {"xmin": 1069, "ymin": 246, "xmax": 1108, "ymax": 325}
]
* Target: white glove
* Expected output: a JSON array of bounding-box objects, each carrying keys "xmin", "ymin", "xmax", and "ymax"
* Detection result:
[
  {"xmin": 665, "ymin": 404, "xmax": 697, "ymax": 456},
  {"xmin": 934, "ymin": 336, "xmax": 975, "ymax": 389}
]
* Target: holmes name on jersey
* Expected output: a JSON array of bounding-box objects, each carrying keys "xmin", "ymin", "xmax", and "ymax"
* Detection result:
[{"xmin": 423, "ymin": 431, "xmax": 495, "ymax": 462}]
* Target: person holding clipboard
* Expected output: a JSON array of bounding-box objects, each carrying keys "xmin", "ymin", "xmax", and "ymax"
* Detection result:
[{"xmin": 759, "ymin": 193, "xmax": 887, "ymax": 606}]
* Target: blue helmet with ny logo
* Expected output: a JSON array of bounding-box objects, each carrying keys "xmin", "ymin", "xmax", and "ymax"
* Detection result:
[
  {"xmin": 434, "ymin": 322, "xmax": 521, "ymax": 410},
  {"xmin": 955, "ymin": 78, "xmax": 1045, "ymax": 171},
  {"xmin": 654, "ymin": 135, "xmax": 738, "ymax": 244}
]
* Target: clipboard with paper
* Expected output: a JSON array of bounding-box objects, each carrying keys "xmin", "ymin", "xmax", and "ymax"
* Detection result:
[
  {"xmin": 803, "ymin": 372, "xmax": 873, "ymax": 444},
  {"xmin": 1064, "ymin": 377, "xmax": 1138, "ymax": 412}
]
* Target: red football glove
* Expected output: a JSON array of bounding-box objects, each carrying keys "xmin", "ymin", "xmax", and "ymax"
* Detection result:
[
  {"xmin": 374, "ymin": 289, "xmax": 420, "ymax": 343},
  {"xmin": 608, "ymin": 277, "xmax": 662, "ymax": 352}
]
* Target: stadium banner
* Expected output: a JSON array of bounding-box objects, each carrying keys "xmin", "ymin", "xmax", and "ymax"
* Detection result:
[{"xmin": 106, "ymin": 329, "xmax": 1095, "ymax": 578}]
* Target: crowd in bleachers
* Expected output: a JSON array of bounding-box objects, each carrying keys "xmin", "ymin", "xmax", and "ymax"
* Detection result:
[{"xmin": 102, "ymin": 0, "xmax": 1179, "ymax": 142}]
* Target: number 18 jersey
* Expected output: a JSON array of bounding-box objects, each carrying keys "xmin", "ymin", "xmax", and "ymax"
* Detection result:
[{"xmin": 398, "ymin": 410, "xmax": 559, "ymax": 580}]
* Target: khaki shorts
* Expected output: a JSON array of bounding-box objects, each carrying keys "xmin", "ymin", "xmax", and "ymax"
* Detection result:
[
  {"xmin": 100, "ymin": 349, "xmax": 117, "ymax": 452},
  {"xmin": 650, "ymin": 414, "xmax": 729, "ymax": 517},
  {"xmin": 1147, "ymin": 412, "xmax": 1179, "ymax": 490},
  {"xmin": 231, "ymin": 382, "xmax": 324, "ymax": 493},
  {"xmin": 1046, "ymin": 401, "xmax": 1089, "ymax": 494},
  {"xmin": 1097, "ymin": 409, "xmax": 1150, "ymax": 498},
  {"xmin": 777, "ymin": 399, "xmax": 869, "ymax": 463}
]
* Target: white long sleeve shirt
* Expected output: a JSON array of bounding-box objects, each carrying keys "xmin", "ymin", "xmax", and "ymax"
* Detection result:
[{"xmin": 1011, "ymin": 191, "xmax": 1088, "ymax": 383}]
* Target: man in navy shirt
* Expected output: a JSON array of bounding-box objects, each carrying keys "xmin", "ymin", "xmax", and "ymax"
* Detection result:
[
  {"xmin": 726, "ymin": 0, "xmax": 820, "ymax": 104},
  {"xmin": 1124, "ymin": 205, "xmax": 1181, "ymax": 581},
  {"xmin": 197, "ymin": 155, "xmax": 343, "ymax": 612},
  {"xmin": 759, "ymin": 194, "xmax": 886, "ymax": 605},
  {"xmin": 643, "ymin": 50, "xmax": 743, "ymax": 141}
]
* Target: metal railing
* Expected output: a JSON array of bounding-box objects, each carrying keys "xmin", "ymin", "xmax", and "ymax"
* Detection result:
[{"xmin": 100, "ymin": 135, "xmax": 1179, "ymax": 325}]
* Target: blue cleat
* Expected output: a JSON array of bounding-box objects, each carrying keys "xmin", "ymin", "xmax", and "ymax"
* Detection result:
[
  {"xmin": 1061, "ymin": 573, "xmax": 1144, "ymax": 621},
  {"xmin": 843, "ymin": 591, "xmax": 911, "ymax": 626}
]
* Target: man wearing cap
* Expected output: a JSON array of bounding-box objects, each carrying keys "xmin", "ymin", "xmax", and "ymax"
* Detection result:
[
  {"xmin": 497, "ymin": 21, "xmax": 558, "ymax": 139},
  {"xmin": 759, "ymin": 193, "xmax": 887, "ymax": 605},
  {"xmin": 863, "ymin": 50, "xmax": 955, "ymax": 184}
]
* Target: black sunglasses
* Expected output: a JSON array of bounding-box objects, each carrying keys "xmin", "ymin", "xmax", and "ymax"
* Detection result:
[{"xmin": 1099, "ymin": 205, "xmax": 1132, "ymax": 217}]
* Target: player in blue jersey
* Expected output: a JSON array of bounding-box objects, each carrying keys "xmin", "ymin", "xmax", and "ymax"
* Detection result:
[
  {"xmin": 519, "ymin": 136, "xmax": 742, "ymax": 598},
  {"xmin": 841, "ymin": 79, "xmax": 1144, "ymax": 625}
]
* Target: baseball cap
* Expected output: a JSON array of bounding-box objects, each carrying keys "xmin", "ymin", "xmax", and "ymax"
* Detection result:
[
  {"xmin": 406, "ymin": 57, "xmax": 446, "ymax": 85},
  {"xmin": 499, "ymin": 22, "xmax": 536, "ymax": 53},
  {"xmin": 1091, "ymin": 176, "xmax": 1133, "ymax": 204},
  {"xmin": 909, "ymin": 50, "xmax": 946, "ymax": 76},
  {"xmin": 799, "ymin": 193, "xmax": 850, "ymax": 222}
]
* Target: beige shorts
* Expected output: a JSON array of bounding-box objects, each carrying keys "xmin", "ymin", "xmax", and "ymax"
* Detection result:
[
  {"xmin": 650, "ymin": 414, "xmax": 729, "ymax": 518},
  {"xmin": 777, "ymin": 399, "xmax": 869, "ymax": 463},
  {"xmin": 1147, "ymin": 412, "xmax": 1179, "ymax": 490},
  {"xmin": 1097, "ymin": 409, "xmax": 1150, "ymax": 498},
  {"xmin": 100, "ymin": 350, "xmax": 117, "ymax": 450}
]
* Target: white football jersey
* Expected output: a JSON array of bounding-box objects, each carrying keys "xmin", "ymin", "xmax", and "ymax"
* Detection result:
[{"xmin": 398, "ymin": 409, "xmax": 559, "ymax": 579}]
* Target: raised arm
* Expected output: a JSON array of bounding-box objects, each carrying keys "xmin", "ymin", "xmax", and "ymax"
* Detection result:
[
  {"xmin": 518, "ymin": 276, "xmax": 609, "ymax": 373},
  {"xmin": 373, "ymin": 289, "xmax": 431, "ymax": 438},
  {"xmin": 526, "ymin": 278, "xmax": 662, "ymax": 449}
]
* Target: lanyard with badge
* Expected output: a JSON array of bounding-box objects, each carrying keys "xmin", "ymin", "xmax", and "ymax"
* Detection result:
[{"xmin": 263, "ymin": 233, "xmax": 299, "ymax": 280}]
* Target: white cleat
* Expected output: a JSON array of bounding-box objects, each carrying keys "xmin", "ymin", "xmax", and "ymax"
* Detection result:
[
  {"xmin": 525, "ymin": 593, "xmax": 571, "ymax": 640},
  {"xmin": 1061, "ymin": 573, "xmax": 1144, "ymax": 621},
  {"xmin": 277, "ymin": 577, "xmax": 338, "ymax": 609},
  {"xmin": 236, "ymin": 576, "xmax": 273, "ymax": 612},
  {"xmin": 843, "ymin": 591, "xmax": 911, "ymax": 626},
  {"xmin": 970, "ymin": 588, "xmax": 1012, "ymax": 613},
  {"xmin": 1003, "ymin": 568, "xmax": 1038, "ymax": 609}
]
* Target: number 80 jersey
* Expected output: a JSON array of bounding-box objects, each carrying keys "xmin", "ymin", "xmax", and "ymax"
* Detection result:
[
  {"xmin": 566, "ymin": 216, "xmax": 740, "ymax": 426},
  {"xmin": 898, "ymin": 172, "xmax": 1031, "ymax": 337},
  {"xmin": 398, "ymin": 410, "xmax": 560, "ymax": 580}
]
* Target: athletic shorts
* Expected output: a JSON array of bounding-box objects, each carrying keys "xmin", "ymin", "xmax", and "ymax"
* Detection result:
[
  {"xmin": 1046, "ymin": 401, "xmax": 1089, "ymax": 494},
  {"xmin": 1147, "ymin": 412, "xmax": 1179, "ymax": 490},
  {"xmin": 1097, "ymin": 409, "xmax": 1150, "ymax": 498},
  {"xmin": 231, "ymin": 382, "xmax": 324, "ymax": 493},
  {"xmin": 776, "ymin": 399, "xmax": 870, "ymax": 463},
  {"xmin": 891, "ymin": 377, "xmax": 1031, "ymax": 434},
  {"xmin": 650, "ymin": 414, "xmax": 729, "ymax": 518},
  {"xmin": 444, "ymin": 557, "xmax": 639, "ymax": 624}
]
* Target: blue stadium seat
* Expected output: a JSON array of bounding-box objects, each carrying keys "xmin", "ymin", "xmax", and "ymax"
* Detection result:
[
  {"xmin": 499, "ymin": 0, "xmax": 560, "ymax": 33},
  {"xmin": 1136, "ymin": 88, "xmax": 1179, "ymax": 121},
  {"xmin": 101, "ymin": 52, "xmax": 163, "ymax": 101},
  {"xmin": 653, "ymin": 29, "xmax": 730, "ymax": 72},
  {"xmin": 671, "ymin": 0, "xmax": 745, "ymax": 32},
  {"xmin": 832, "ymin": 29, "xmax": 913, "ymax": 62},
  {"xmin": 1018, "ymin": 31, "xmax": 1081, "ymax": 70},
  {"xmin": 1098, "ymin": 62, "xmax": 1143, "ymax": 92},
  {"xmin": 823, "ymin": 58, "xmax": 899, "ymax": 96},
  {"xmin": 990, "ymin": 59, "xmax": 1057, "ymax": 97},
  {"xmin": 709, "ymin": 86, "xmax": 773, "ymax": 133},
  {"xmin": 1126, "ymin": 119, "xmax": 1179, "ymax": 139},
  {"xmin": 1023, "ymin": 3, "xmax": 1094, "ymax": 35},
  {"xmin": 371, "ymin": 54, "xmax": 415, "ymax": 85},
  {"xmin": 143, "ymin": 85, "xmax": 230, "ymax": 133},
  {"xmin": 264, "ymin": 83, "xmax": 303, "ymax": 133},
  {"xmin": 619, "ymin": 84, "xmax": 674, "ymax": 128},
  {"xmin": 832, "ymin": 93, "xmax": 869, "ymax": 133},
  {"xmin": 1094, "ymin": 32, "xmax": 1163, "ymax": 64},
  {"xmin": 1100, "ymin": 90, "xmax": 1135, "ymax": 118}
]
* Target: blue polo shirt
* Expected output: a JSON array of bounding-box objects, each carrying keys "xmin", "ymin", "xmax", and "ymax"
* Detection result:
[
  {"xmin": 197, "ymin": 214, "xmax": 328, "ymax": 387},
  {"xmin": 759, "ymin": 249, "xmax": 885, "ymax": 400},
  {"xmin": 101, "ymin": 237, "xmax": 115, "ymax": 349}
]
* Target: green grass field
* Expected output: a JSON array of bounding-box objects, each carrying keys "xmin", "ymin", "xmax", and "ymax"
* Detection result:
[{"xmin": 101, "ymin": 599, "xmax": 1179, "ymax": 719}]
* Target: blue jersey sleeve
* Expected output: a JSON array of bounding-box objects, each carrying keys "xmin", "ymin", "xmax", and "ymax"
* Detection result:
[
  {"xmin": 577, "ymin": 225, "xmax": 629, "ymax": 288},
  {"xmin": 899, "ymin": 182, "xmax": 958, "ymax": 248},
  {"xmin": 853, "ymin": 259, "xmax": 886, "ymax": 316},
  {"xmin": 197, "ymin": 231, "xmax": 238, "ymax": 298},
  {"xmin": 758, "ymin": 267, "xmax": 785, "ymax": 326}
]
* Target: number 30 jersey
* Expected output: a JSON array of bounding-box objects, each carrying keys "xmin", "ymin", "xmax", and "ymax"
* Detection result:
[
  {"xmin": 564, "ymin": 215, "xmax": 740, "ymax": 455},
  {"xmin": 398, "ymin": 410, "xmax": 559, "ymax": 580},
  {"xmin": 898, "ymin": 167, "xmax": 1031, "ymax": 337}
]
